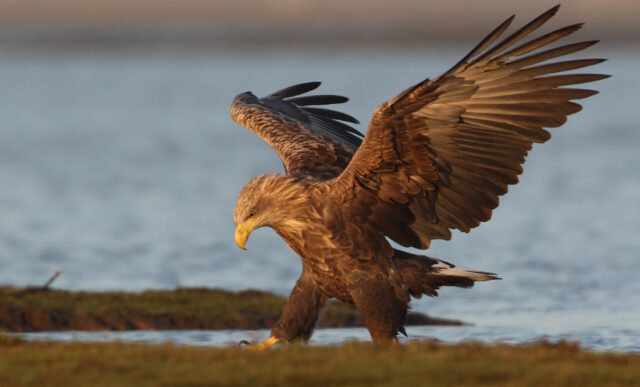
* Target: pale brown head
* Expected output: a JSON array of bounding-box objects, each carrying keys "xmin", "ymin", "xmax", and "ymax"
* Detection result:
[{"xmin": 233, "ymin": 174, "xmax": 309, "ymax": 250}]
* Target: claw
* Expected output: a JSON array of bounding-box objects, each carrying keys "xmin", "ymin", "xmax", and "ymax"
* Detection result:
[{"xmin": 241, "ymin": 336, "xmax": 279, "ymax": 351}]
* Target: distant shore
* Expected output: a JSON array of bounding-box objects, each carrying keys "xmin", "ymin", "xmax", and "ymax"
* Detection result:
[
  {"xmin": 0, "ymin": 286, "xmax": 463, "ymax": 332},
  {"xmin": 0, "ymin": 1, "xmax": 638, "ymax": 50}
]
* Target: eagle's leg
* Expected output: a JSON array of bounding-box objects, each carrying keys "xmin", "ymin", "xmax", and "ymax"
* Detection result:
[
  {"xmin": 241, "ymin": 271, "xmax": 324, "ymax": 350},
  {"xmin": 349, "ymin": 273, "xmax": 408, "ymax": 342},
  {"xmin": 270, "ymin": 269, "xmax": 327, "ymax": 344}
]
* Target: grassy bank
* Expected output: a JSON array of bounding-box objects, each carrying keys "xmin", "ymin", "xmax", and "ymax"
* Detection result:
[
  {"xmin": 0, "ymin": 287, "xmax": 459, "ymax": 331},
  {"xmin": 1, "ymin": 335, "xmax": 638, "ymax": 386}
]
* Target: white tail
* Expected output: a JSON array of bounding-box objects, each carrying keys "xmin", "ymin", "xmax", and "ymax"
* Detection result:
[{"xmin": 432, "ymin": 261, "xmax": 500, "ymax": 281}]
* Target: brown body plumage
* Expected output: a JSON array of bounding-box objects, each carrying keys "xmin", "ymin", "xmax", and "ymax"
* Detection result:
[{"xmin": 230, "ymin": 6, "xmax": 607, "ymax": 347}]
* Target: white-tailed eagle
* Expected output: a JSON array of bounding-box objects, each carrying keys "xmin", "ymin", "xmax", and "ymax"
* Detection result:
[{"xmin": 230, "ymin": 5, "xmax": 607, "ymax": 348}]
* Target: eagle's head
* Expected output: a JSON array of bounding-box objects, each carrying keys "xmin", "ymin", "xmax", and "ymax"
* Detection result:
[{"xmin": 233, "ymin": 174, "xmax": 308, "ymax": 250}]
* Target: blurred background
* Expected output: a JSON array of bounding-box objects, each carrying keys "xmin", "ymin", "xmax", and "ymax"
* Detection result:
[{"xmin": 0, "ymin": 1, "xmax": 638, "ymax": 348}]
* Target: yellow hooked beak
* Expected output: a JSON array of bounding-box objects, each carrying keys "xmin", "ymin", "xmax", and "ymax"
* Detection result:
[{"xmin": 235, "ymin": 218, "xmax": 258, "ymax": 250}]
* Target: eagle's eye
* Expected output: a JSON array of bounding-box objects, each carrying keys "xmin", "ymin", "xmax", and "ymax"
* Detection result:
[{"xmin": 248, "ymin": 209, "xmax": 257, "ymax": 218}]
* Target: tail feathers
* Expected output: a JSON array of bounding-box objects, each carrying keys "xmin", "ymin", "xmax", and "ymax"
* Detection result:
[
  {"xmin": 392, "ymin": 250, "xmax": 499, "ymax": 298},
  {"xmin": 431, "ymin": 261, "xmax": 501, "ymax": 282}
]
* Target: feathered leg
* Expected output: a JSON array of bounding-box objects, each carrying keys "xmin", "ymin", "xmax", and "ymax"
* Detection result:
[
  {"xmin": 348, "ymin": 271, "xmax": 408, "ymax": 342},
  {"xmin": 246, "ymin": 269, "xmax": 326, "ymax": 350}
]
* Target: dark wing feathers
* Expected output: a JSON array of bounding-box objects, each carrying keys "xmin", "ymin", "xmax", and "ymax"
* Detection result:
[
  {"xmin": 230, "ymin": 82, "xmax": 363, "ymax": 179},
  {"xmin": 302, "ymin": 107, "xmax": 360, "ymax": 124},
  {"xmin": 266, "ymin": 81, "xmax": 321, "ymax": 99},
  {"xmin": 287, "ymin": 95, "xmax": 350, "ymax": 106},
  {"xmin": 326, "ymin": 5, "xmax": 607, "ymax": 249}
]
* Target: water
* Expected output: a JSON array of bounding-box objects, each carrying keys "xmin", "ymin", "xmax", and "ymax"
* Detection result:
[
  {"xmin": 15, "ymin": 323, "xmax": 640, "ymax": 353},
  {"xmin": 1, "ymin": 40, "xmax": 639, "ymax": 351}
]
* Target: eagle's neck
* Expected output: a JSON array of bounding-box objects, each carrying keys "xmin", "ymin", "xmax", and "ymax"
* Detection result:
[
  {"xmin": 258, "ymin": 176, "xmax": 321, "ymax": 249},
  {"xmin": 261, "ymin": 175, "xmax": 317, "ymax": 227}
]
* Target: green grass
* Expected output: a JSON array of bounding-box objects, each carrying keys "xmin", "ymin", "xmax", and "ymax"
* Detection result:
[
  {"xmin": 0, "ymin": 287, "xmax": 285, "ymax": 319},
  {"xmin": 1, "ymin": 335, "xmax": 638, "ymax": 386},
  {"xmin": 0, "ymin": 287, "xmax": 289, "ymax": 330}
]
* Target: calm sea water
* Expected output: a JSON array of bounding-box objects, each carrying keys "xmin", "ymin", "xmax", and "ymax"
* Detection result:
[{"xmin": 1, "ymin": 41, "xmax": 638, "ymax": 351}]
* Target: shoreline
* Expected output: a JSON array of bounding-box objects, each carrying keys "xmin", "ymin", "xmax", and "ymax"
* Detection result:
[{"xmin": 0, "ymin": 286, "xmax": 463, "ymax": 332}]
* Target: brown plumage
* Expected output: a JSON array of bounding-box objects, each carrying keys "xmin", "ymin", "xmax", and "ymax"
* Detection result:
[{"xmin": 230, "ymin": 5, "xmax": 607, "ymax": 347}]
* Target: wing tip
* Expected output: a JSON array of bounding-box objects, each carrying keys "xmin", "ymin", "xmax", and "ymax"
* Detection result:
[
  {"xmin": 558, "ymin": 22, "xmax": 585, "ymax": 35},
  {"xmin": 548, "ymin": 4, "xmax": 561, "ymax": 15},
  {"xmin": 266, "ymin": 81, "xmax": 322, "ymax": 99},
  {"xmin": 288, "ymin": 94, "xmax": 350, "ymax": 106},
  {"xmin": 305, "ymin": 81, "xmax": 322, "ymax": 89},
  {"xmin": 537, "ymin": 4, "xmax": 561, "ymax": 21},
  {"xmin": 588, "ymin": 73, "xmax": 612, "ymax": 81},
  {"xmin": 505, "ymin": 14, "xmax": 516, "ymax": 25}
]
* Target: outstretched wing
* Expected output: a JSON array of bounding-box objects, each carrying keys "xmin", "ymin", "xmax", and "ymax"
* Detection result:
[
  {"xmin": 230, "ymin": 82, "xmax": 363, "ymax": 180},
  {"xmin": 326, "ymin": 5, "xmax": 608, "ymax": 249}
]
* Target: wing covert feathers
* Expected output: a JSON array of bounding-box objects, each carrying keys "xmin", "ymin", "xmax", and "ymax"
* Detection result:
[
  {"xmin": 328, "ymin": 5, "xmax": 608, "ymax": 249},
  {"xmin": 231, "ymin": 82, "xmax": 363, "ymax": 180}
]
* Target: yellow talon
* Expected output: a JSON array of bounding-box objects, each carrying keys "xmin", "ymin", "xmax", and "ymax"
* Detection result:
[{"xmin": 244, "ymin": 336, "xmax": 279, "ymax": 351}]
